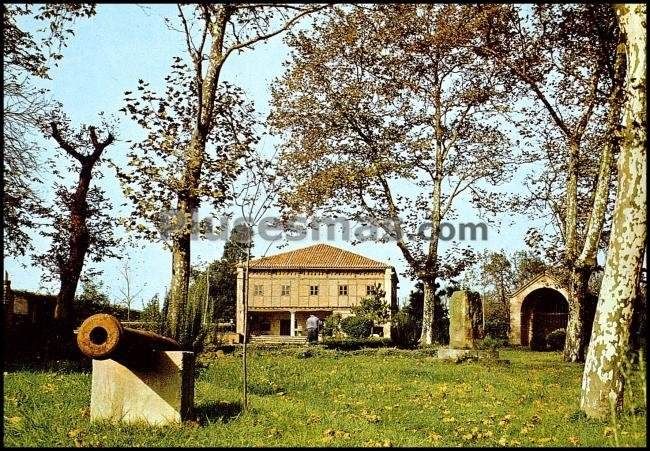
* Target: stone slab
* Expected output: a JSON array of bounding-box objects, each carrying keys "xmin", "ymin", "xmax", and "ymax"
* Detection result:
[
  {"xmin": 437, "ymin": 348, "xmax": 478, "ymax": 362},
  {"xmin": 449, "ymin": 291, "xmax": 473, "ymax": 348},
  {"xmin": 90, "ymin": 350, "xmax": 195, "ymax": 426},
  {"xmin": 437, "ymin": 347, "xmax": 500, "ymax": 363}
]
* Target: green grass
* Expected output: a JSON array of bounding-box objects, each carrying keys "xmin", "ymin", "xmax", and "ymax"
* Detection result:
[{"xmin": 3, "ymin": 348, "xmax": 646, "ymax": 447}]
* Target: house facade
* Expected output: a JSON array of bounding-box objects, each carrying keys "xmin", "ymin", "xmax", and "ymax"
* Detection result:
[{"xmin": 236, "ymin": 244, "xmax": 398, "ymax": 338}]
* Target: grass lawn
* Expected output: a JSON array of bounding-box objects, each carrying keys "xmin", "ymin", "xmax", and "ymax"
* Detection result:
[{"xmin": 3, "ymin": 348, "xmax": 646, "ymax": 447}]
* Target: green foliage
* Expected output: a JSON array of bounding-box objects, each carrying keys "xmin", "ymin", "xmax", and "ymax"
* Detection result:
[
  {"xmin": 322, "ymin": 313, "xmax": 343, "ymax": 338},
  {"xmin": 140, "ymin": 294, "xmax": 163, "ymax": 333},
  {"xmin": 390, "ymin": 310, "xmax": 420, "ymax": 349},
  {"xmin": 511, "ymin": 250, "xmax": 549, "ymax": 288},
  {"xmin": 340, "ymin": 316, "xmax": 373, "ymax": 339},
  {"xmin": 545, "ymin": 329, "xmax": 567, "ymax": 351},
  {"xmin": 178, "ymin": 228, "xmax": 249, "ymax": 348},
  {"xmin": 72, "ymin": 280, "xmax": 136, "ymax": 324},
  {"xmin": 3, "ymin": 3, "xmax": 96, "ymax": 257},
  {"xmin": 474, "ymin": 336, "xmax": 508, "ymax": 351},
  {"xmin": 484, "ymin": 319, "xmax": 510, "ymax": 340},
  {"xmin": 74, "ymin": 280, "xmax": 110, "ymax": 306},
  {"xmin": 351, "ymin": 287, "xmax": 389, "ymax": 324}
]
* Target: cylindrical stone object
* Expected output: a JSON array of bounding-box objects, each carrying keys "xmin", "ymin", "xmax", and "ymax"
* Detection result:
[{"xmin": 77, "ymin": 313, "xmax": 180, "ymax": 360}]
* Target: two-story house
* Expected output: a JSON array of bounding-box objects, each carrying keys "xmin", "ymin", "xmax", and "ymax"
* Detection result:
[{"xmin": 235, "ymin": 244, "xmax": 398, "ymax": 338}]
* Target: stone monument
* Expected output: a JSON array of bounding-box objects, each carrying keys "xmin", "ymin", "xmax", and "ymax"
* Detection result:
[{"xmin": 438, "ymin": 290, "xmax": 493, "ymax": 362}]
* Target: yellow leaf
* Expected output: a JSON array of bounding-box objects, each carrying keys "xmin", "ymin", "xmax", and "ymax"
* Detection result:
[
  {"xmin": 68, "ymin": 429, "xmax": 82, "ymax": 438},
  {"xmin": 429, "ymin": 432, "xmax": 442, "ymax": 443}
]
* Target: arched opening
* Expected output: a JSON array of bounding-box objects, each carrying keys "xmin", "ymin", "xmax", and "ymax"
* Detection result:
[{"xmin": 520, "ymin": 287, "xmax": 568, "ymax": 350}]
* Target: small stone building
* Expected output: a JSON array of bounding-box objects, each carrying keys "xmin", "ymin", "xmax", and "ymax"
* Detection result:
[
  {"xmin": 508, "ymin": 273, "xmax": 569, "ymax": 349},
  {"xmin": 236, "ymin": 244, "xmax": 398, "ymax": 338}
]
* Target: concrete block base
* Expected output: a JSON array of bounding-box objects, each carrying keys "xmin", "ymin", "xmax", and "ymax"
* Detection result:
[
  {"xmin": 90, "ymin": 351, "xmax": 195, "ymax": 426},
  {"xmin": 436, "ymin": 348, "xmax": 500, "ymax": 363}
]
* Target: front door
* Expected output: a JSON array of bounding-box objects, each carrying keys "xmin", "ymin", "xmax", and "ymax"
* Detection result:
[{"xmin": 280, "ymin": 319, "xmax": 290, "ymax": 336}]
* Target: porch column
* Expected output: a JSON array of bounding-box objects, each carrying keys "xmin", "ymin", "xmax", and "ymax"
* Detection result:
[
  {"xmin": 289, "ymin": 310, "xmax": 296, "ymax": 337},
  {"xmin": 383, "ymin": 268, "xmax": 393, "ymax": 338}
]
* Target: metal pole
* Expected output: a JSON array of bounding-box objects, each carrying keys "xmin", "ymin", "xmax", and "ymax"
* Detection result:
[
  {"xmin": 204, "ymin": 264, "xmax": 210, "ymax": 326},
  {"xmin": 243, "ymin": 241, "xmax": 250, "ymax": 410}
]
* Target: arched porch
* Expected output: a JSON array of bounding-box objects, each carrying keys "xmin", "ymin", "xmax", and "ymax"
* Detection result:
[
  {"xmin": 509, "ymin": 273, "xmax": 570, "ymax": 347},
  {"xmin": 520, "ymin": 287, "xmax": 568, "ymax": 349}
]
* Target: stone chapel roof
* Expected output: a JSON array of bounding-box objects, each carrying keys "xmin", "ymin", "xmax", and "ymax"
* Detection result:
[{"xmin": 244, "ymin": 243, "xmax": 391, "ymax": 270}]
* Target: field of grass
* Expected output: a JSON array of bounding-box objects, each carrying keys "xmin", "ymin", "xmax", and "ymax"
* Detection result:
[{"xmin": 3, "ymin": 348, "xmax": 646, "ymax": 447}]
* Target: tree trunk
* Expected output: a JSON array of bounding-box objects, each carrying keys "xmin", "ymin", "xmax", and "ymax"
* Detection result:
[
  {"xmin": 54, "ymin": 165, "xmax": 92, "ymax": 325},
  {"xmin": 164, "ymin": 9, "xmax": 228, "ymax": 341},
  {"xmin": 420, "ymin": 161, "xmax": 442, "ymax": 346},
  {"xmin": 563, "ymin": 266, "xmax": 591, "ymax": 362},
  {"xmin": 419, "ymin": 278, "xmax": 438, "ymax": 345},
  {"xmin": 580, "ymin": 2, "xmax": 646, "ymax": 419},
  {"xmin": 168, "ymin": 231, "xmax": 191, "ymax": 340},
  {"xmin": 565, "ymin": 37, "xmax": 627, "ymax": 363},
  {"xmin": 563, "ymin": 139, "xmax": 580, "ymax": 262}
]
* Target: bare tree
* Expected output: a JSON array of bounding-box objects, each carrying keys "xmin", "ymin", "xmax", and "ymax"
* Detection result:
[
  {"xmin": 233, "ymin": 150, "xmax": 283, "ymax": 411},
  {"xmin": 117, "ymin": 258, "xmax": 146, "ymax": 321}
]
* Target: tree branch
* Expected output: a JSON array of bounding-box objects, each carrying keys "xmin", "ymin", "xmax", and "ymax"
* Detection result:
[
  {"xmin": 220, "ymin": 5, "xmax": 327, "ymax": 62},
  {"xmin": 50, "ymin": 122, "xmax": 84, "ymax": 162}
]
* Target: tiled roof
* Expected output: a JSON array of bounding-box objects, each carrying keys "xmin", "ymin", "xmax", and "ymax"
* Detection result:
[{"xmin": 246, "ymin": 244, "xmax": 390, "ymax": 270}]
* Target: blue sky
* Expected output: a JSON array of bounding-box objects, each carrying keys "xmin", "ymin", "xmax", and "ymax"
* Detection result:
[{"xmin": 5, "ymin": 4, "xmax": 551, "ymax": 309}]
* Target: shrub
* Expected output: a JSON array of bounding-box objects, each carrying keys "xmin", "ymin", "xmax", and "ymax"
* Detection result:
[
  {"xmin": 391, "ymin": 310, "xmax": 420, "ymax": 349},
  {"xmin": 322, "ymin": 313, "xmax": 343, "ymax": 338},
  {"xmin": 351, "ymin": 288, "xmax": 389, "ymax": 323},
  {"xmin": 474, "ymin": 336, "xmax": 508, "ymax": 351},
  {"xmin": 321, "ymin": 337, "xmax": 392, "ymax": 351},
  {"xmin": 483, "ymin": 319, "xmax": 509, "ymax": 340},
  {"xmin": 340, "ymin": 316, "xmax": 373, "ymax": 338},
  {"xmin": 546, "ymin": 328, "xmax": 566, "ymax": 351}
]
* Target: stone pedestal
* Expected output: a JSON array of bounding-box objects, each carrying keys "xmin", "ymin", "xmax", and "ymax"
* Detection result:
[{"xmin": 90, "ymin": 351, "xmax": 195, "ymax": 426}]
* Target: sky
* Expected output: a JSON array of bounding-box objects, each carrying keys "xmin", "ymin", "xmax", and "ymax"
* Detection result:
[{"xmin": 5, "ymin": 4, "xmax": 553, "ymax": 310}]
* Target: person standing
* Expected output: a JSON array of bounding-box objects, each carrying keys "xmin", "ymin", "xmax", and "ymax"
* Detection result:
[{"xmin": 306, "ymin": 314, "xmax": 320, "ymax": 343}]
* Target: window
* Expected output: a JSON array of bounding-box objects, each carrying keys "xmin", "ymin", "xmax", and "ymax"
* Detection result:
[
  {"xmin": 366, "ymin": 285, "xmax": 375, "ymax": 296},
  {"xmin": 254, "ymin": 284, "xmax": 263, "ymax": 296},
  {"xmin": 309, "ymin": 285, "xmax": 319, "ymax": 296},
  {"xmin": 281, "ymin": 285, "xmax": 290, "ymax": 296},
  {"xmin": 338, "ymin": 285, "xmax": 348, "ymax": 296}
]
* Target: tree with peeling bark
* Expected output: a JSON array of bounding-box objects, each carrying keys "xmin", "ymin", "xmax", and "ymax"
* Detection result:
[
  {"xmin": 580, "ymin": 2, "xmax": 646, "ymax": 420},
  {"xmin": 270, "ymin": 4, "xmax": 516, "ymax": 345},
  {"xmin": 115, "ymin": 4, "xmax": 327, "ymax": 341},
  {"xmin": 474, "ymin": 4, "xmax": 624, "ymax": 362},
  {"xmin": 32, "ymin": 112, "xmax": 119, "ymax": 332}
]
